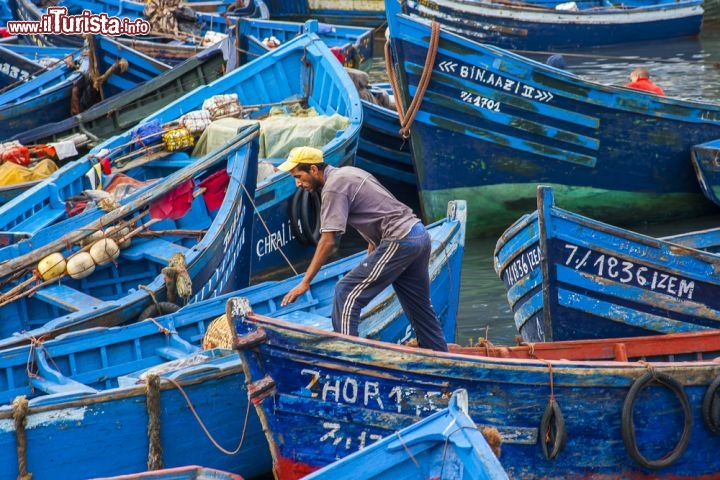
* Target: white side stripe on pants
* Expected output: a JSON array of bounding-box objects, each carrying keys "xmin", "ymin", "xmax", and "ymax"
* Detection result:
[{"xmin": 340, "ymin": 241, "xmax": 400, "ymax": 335}]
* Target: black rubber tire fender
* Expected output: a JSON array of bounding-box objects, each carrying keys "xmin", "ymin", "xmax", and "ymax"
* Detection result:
[
  {"xmin": 702, "ymin": 374, "xmax": 720, "ymax": 435},
  {"xmin": 621, "ymin": 371, "xmax": 692, "ymax": 470},
  {"xmin": 137, "ymin": 301, "xmax": 180, "ymax": 321},
  {"xmin": 289, "ymin": 188, "xmax": 320, "ymax": 246},
  {"xmin": 289, "ymin": 187, "xmax": 310, "ymax": 245},
  {"xmin": 299, "ymin": 188, "xmax": 321, "ymax": 246},
  {"xmin": 540, "ymin": 398, "xmax": 567, "ymax": 460}
]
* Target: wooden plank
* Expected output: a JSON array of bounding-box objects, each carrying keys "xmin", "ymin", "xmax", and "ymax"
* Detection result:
[
  {"xmin": 33, "ymin": 284, "xmax": 103, "ymax": 311},
  {"xmin": 120, "ymin": 238, "xmax": 189, "ymax": 264}
]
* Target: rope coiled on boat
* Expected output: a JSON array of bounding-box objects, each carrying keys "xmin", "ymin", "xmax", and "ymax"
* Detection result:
[{"xmin": 161, "ymin": 252, "xmax": 192, "ymax": 305}]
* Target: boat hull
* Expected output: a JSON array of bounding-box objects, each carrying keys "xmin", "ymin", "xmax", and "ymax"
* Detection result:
[
  {"xmin": 233, "ymin": 309, "xmax": 720, "ymax": 479},
  {"xmin": 262, "ymin": 0, "xmax": 385, "ymax": 27},
  {"xmin": 0, "ymin": 205, "xmax": 463, "ymax": 480},
  {"xmin": 494, "ymin": 186, "xmax": 720, "ymax": 342},
  {"xmin": 401, "ymin": 0, "xmax": 704, "ymax": 50},
  {"xmin": 385, "ymin": 1, "xmax": 720, "ymax": 236}
]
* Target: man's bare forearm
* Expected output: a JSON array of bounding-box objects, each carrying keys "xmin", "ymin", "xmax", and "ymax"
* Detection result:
[{"xmin": 300, "ymin": 231, "xmax": 337, "ymax": 286}]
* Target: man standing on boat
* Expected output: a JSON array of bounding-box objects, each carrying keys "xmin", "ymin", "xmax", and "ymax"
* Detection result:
[
  {"xmin": 278, "ymin": 146, "xmax": 449, "ymax": 352},
  {"xmin": 625, "ymin": 67, "xmax": 665, "ymax": 96}
]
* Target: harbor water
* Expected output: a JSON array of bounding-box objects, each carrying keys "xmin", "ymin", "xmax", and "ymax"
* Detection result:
[{"xmin": 368, "ymin": 26, "xmax": 720, "ymax": 346}]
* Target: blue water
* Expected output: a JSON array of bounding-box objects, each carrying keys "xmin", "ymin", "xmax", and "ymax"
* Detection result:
[{"xmin": 369, "ymin": 27, "xmax": 720, "ymax": 346}]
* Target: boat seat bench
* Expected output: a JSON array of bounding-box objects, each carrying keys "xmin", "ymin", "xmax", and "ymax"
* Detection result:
[
  {"xmin": 33, "ymin": 284, "xmax": 104, "ymax": 312},
  {"xmin": 120, "ymin": 238, "xmax": 189, "ymax": 264},
  {"xmin": 155, "ymin": 346, "xmax": 200, "ymax": 360},
  {"xmin": 30, "ymin": 375, "xmax": 98, "ymax": 395},
  {"xmin": 9, "ymin": 206, "xmax": 66, "ymax": 234}
]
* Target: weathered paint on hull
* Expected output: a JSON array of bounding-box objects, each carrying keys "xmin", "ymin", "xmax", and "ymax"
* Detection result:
[
  {"xmin": 0, "ymin": 214, "xmax": 459, "ymax": 480},
  {"xmin": 233, "ymin": 309, "xmax": 720, "ymax": 480},
  {"xmin": 402, "ymin": 0, "xmax": 704, "ymax": 50},
  {"xmin": 422, "ymin": 183, "xmax": 714, "ymax": 237},
  {"xmin": 302, "ymin": 389, "xmax": 509, "ymax": 479},
  {"xmin": 494, "ymin": 186, "xmax": 720, "ymax": 343},
  {"xmin": 385, "ymin": 3, "xmax": 720, "ymax": 237},
  {"xmin": 1, "ymin": 361, "xmax": 269, "ymax": 480},
  {"xmin": 0, "ymin": 128, "xmax": 259, "ymax": 350},
  {"xmin": 263, "ymin": 0, "xmax": 385, "ymax": 27}
]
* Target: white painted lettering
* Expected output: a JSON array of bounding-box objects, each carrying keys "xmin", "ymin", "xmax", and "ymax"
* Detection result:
[
  {"xmin": 322, "ymin": 378, "xmax": 341, "ymax": 402},
  {"xmin": 365, "ymin": 382, "xmax": 382, "ymax": 408},
  {"xmin": 301, "ymin": 368, "xmax": 320, "ymax": 398},
  {"xmin": 678, "ymin": 280, "xmax": 695, "ymax": 299},
  {"xmin": 343, "ymin": 378, "xmax": 358, "ymax": 404}
]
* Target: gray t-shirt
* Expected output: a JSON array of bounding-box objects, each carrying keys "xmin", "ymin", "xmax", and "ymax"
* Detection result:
[{"xmin": 320, "ymin": 165, "xmax": 419, "ymax": 246}]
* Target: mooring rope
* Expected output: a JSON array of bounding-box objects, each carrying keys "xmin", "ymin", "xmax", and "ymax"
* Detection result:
[
  {"xmin": 141, "ymin": 371, "xmax": 252, "ymax": 458},
  {"xmin": 163, "ymin": 376, "xmax": 252, "ymax": 454},
  {"xmin": 12, "ymin": 396, "xmax": 32, "ymax": 480},
  {"xmin": 384, "ymin": 21, "xmax": 440, "ymax": 139},
  {"xmin": 146, "ymin": 373, "xmax": 164, "ymax": 470}
]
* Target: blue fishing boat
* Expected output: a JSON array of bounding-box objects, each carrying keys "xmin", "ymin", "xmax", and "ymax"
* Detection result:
[
  {"xmin": 0, "ymin": 31, "xmax": 361, "ymax": 282},
  {"xmin": 262, "ymin": 0, "xmax": 385, "ymax": 27},
  {"xmin": 691, "ymin": 138, "xmax": 720, "ymax": 207},
  {"xmin": 0, "ymin": 45, "xmax": 44, "ymax": 89},
  {"xmin": 116, "ymin": 30, "xmax": 362, "ymax": 280},
  {"xmin": 0, "ymin": 123, "xmax": 259, "ymax": 350},
  {"xmin": 237, "ymin": 17, "xmax": 374, "ymax": 69},
  {"xmin": 1, "ymin": 40, "xmax": 230, "ymax": 204},
  {"xmin": 0, "ymin": 205, "xmax": 463, "ymax": 479},
  {"xmin": 304, "ymin": 389, "xmax": 509, "ymax": 480},
  {"xmin": 93, "ymin": 466, "xmax": 244, "ymax": 480},
  {"xmin": 0, "ymin": 342, "xmax": 269, "ymax": 479},
  {"xmin": 398, "ymin": 0, "xmax": 704, "ymax": 51},
  {"xmin": 0, "ymin": 42, "xmax": 78, "ymax": 89},
  {"xmin": 0, "ymin": 35, "xmax": 169, "ymax": 141},
  {"xmin": 232, "ymin": 300, "xmax": 720, "ymax": 479},
  {"xmin": 10, "ymin": 0, "xmax": 268, "ymax": 64},
  {"xmin": 384, "ymin": 0, "xmax": 720, "ymax": 237},
  {"xmin": 113, "ymin": 0, "xmax": 269, "ymax": 65},
  {"xmin": 494, "ymin": 185, "xmax": 720, "ymax": 343}
]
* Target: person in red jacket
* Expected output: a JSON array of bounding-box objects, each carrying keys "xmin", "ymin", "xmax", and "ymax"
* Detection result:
[{"xmin": 625, "ymin": 67, "xmax": 665, "ymax": 96}]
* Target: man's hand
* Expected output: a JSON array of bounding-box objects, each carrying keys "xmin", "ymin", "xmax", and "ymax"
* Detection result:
[
  {"xmin": 281, "ymin": 281, "xmax": 310, "ymax": 306},
  {"xmin": 368, "ymin": 243, "xmax": 375, "ymax": 254},
  {"xmin": 280, "ymin": 232, "xmax": 336, "ymax": 307}
]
